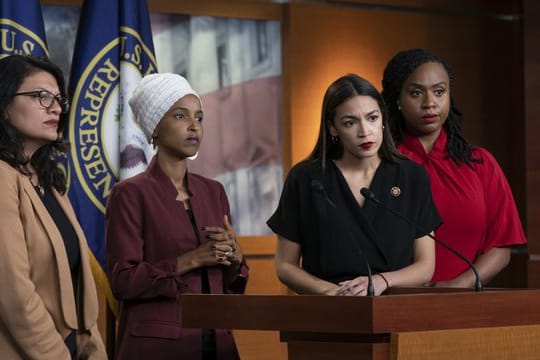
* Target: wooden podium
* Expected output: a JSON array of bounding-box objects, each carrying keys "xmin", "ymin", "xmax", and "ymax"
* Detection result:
[{"xmin": 181, "ymin": 288, "xmax": 540, "ymax": 359}]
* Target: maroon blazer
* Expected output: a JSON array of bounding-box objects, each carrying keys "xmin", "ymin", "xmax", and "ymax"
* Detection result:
[{"xmin": 106, "ymin": 159, "xmax": 248, "ymax": 360}]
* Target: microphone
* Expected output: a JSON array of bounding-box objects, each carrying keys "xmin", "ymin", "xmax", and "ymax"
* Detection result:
[
  {"xmin": 311, "ymin": 180, "xmax": 375, "ymax": 296},
  {"xmin": 360, "ymin": 187, "xmax": 483, "ymax": 292},
  {"xmin": 351, "ymin": 232, "xmax": 375, "ymax": 296},
  {"xmin": 311, "ymin": 180, "xmax": 336, "ymax": 208}
]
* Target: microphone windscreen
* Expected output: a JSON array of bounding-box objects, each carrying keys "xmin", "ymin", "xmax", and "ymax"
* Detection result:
[{"xmin": 360, "ymin": 187, "xmax": 375, "ymax": 200}]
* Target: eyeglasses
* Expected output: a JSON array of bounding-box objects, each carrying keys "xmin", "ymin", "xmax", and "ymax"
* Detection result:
[{"xmin": 14, "ymin": 90, "xmax": 70, "ymax": 114}]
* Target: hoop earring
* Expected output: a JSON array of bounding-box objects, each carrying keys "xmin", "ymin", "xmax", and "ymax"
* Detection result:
[{"xmin": 188, "ymin": 151, "xmax": 199, "ymax": 160}]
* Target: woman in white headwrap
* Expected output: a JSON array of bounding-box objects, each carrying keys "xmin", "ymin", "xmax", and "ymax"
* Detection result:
[{"xmin": 106, "ymin": 73, "xmax": 248, "ymax": 360}]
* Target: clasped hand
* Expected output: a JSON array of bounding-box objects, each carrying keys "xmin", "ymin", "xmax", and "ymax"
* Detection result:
[
  {"xmin": 335, "ymin": 275, "xmax": 386, "ymax": 296},
  {"xmin": 197, "ymin": 215, "xmax": 243, "ymax": 267}
]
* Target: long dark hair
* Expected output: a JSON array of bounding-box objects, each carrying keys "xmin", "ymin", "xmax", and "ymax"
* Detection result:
[
  {"xmin": 309, "ymin": 73, "xmax": 404, "ymax": 167},
  {"xmin": 0, "ymin": 55, "xmax": 69, "ymax": 193},
  {"xmin": 381, "ymin": 48, "xmax": 478, "ymax": 166}
]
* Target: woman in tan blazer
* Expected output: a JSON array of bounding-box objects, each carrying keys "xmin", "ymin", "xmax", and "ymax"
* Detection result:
[{"xmin": 0, "ymin": 55, "xmax": 106, "ymax": 359}]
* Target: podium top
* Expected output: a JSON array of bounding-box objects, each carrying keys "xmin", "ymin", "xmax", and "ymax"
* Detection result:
[{"xmin": 181, "ymin": 288, "xmax": 540, "ymax": 334}]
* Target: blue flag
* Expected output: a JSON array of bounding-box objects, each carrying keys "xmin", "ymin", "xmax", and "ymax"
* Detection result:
[
  {"xmin": 0, "ymin": 0, "xmax": 48, "ymax": 57},
  {"xmin": 66, "ymin": 0, "xmax": 157, "ymax": 313}
]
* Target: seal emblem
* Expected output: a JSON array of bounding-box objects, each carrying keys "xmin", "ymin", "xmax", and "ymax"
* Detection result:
[{"xmin": 69, "ymin": 27, "xmax": 157, "ymax": 212}]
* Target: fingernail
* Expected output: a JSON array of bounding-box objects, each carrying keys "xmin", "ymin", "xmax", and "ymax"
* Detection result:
[
  {"xmin": 206, "ymin": 235, "xmax": 211, "ymax": 239},
  {"xmin": 211, "ymin": 245, "xmax": 217, "ymax": 249},
  {"xmin": 200, "ymin": 226, "xmax": 206, "ymax": 231}
]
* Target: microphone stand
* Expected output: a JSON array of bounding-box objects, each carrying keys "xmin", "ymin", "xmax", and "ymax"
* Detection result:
[
  {"xmin": 312, "ymin": 180, "xmax": 375, "ymax": 295},
  {"xmin": 348, "ymin": 231, "xmax": 375, "ymax": 296},
  {"xmin": 363, "ymin": 253, "xmax": 375, "ymax": 296},
  {"xmin": 360, "ymin": 188, "xmax": 483, "ymax": 292}
]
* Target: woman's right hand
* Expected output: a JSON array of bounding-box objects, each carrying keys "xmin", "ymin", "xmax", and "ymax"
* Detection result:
[
  {"xmin": 191, "ymin": 239, "xmax": 236, "ymax": 267},
  {"xmin": 176, "ymin": 237, "xmax": 237, "ymax": 274},
  {"xmin": 336, "ymin": 274, "xmax": 388, "ymax": 296},
  {"xmin": 176, "ymin": 216, "xmax": 238, "ymax": 274},
  {"xmin": 321, "ymin": 285, "xmax": 341, "ymax": 296}
]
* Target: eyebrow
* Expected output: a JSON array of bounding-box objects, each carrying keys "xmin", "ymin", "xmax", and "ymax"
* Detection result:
[
  {"xmin": 170, "ymin": 106, "xmax": 203, "ymax": 113},
  {"xmin": 21, "ymin": 88, "xmax": 62, "ymax": 96},
  {"xmin": 406, "ymin": 81, "xmax": 447, "ymax": 88},
  {"xmin": 340, "ymin": 109, "xmax": 380, "ymax": 120},
  {"xmin": 365, "ymin": 109, "xmax": 380, "ymax": 117}
]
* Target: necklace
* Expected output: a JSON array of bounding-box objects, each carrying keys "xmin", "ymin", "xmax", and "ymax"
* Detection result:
[
  {"xmin": 34, "ymin": 184, "xmax": 45, "ymax": 197},
  {"xmin": 28, "ymin": 175, "xmax": 45, "ymax": 197}
]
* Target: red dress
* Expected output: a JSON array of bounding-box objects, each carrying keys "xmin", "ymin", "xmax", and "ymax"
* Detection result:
[{"xmin": 398, "ymin": 130, "xmax": 526, "ymax": 281}]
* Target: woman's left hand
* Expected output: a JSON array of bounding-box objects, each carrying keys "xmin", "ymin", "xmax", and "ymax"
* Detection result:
[
  {"xmin": 203, "ymin": 215, "xmax": 243, "ymax": 265},
  {"xmin": 336, "ymin": 277, "xmax": 370, "ymax": 296},
  {"xmin": 337, "ymin": 275, "xmax": 386, "ymax": 296}
]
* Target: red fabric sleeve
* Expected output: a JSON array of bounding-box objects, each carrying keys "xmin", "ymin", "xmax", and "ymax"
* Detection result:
[{"xmin": 476, "ymin": 149, "xmax": 526, "ymax": 253}]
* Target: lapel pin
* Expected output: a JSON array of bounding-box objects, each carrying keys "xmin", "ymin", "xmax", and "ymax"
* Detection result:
[{"xmin": 390, "ymin": 186, "xmax": 401, "ymax": 198}]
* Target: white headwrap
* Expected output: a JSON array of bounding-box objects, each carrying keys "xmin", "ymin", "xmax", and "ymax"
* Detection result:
[{"xmin": 129, "ymin": 73, "xmax": 201, "ymax": 144}]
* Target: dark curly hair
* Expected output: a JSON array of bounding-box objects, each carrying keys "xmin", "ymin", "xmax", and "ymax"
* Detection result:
[
  {"xmin": 309, "ymin": 73, "xmax": 405, "ymax": 168},
  {"xmin": 381, "ymin": 48, "xmax": 479, "ymax": 166},
  {"xmin": 0, "ymin": 55, "xmax": 69, "ymax": 193}
]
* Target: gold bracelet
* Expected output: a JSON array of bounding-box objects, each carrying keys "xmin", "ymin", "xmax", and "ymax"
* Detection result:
[{"xmin": 377, "ymin": 273, "xmax": 390, "ymax": 289}]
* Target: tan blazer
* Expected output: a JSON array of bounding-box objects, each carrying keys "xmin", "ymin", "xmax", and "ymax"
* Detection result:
[{"xmin": 0, "ymin": 160, "xmax": 106, "ymax": 359}]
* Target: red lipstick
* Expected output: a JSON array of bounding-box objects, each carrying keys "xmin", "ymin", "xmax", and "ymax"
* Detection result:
[
  {"xmin": 423, "ymin": 114, "xmax": 437, "ymax": 123},
  {"xmin": 360, "ymin": 142, "xmax": 374, "ymax": 150}
]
